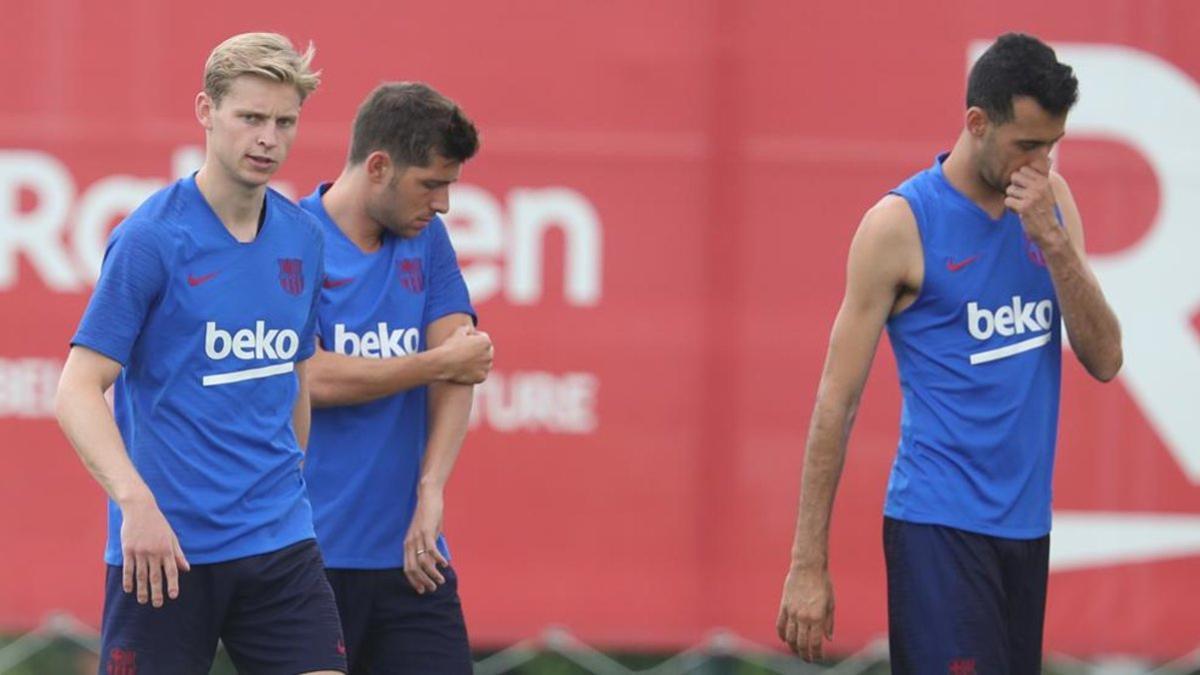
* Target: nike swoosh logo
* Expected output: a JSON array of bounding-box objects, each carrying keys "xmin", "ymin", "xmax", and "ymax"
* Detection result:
[
  {"xmin": 946, "ymin": 255, "xmax": 980, "ymax": 272},
  {"xmin": 322, "ymin": 277, "xmax": 354, "ymax": 289},
  {"xmin": 1050, "ymin": 511, "xmax": 1200, "ymax": 572},
  {"xmin": 187, "ymin": 272, "xmax": 219, "ymax": 287}
]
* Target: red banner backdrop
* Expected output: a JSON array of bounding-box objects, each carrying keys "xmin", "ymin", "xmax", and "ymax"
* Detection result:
[{"xmin": 1, "ymin": 0, "xmax": 1198, "ymax": 660}]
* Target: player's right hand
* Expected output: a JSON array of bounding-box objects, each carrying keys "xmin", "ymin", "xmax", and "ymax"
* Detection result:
[
  {"xmin": 440, "ymin": 324, "xmax": 494, "ymax": 384},
  {"xmin": 119, "ymin": 496, "xmax": 190, "ymax": 608},
  {"xmin": 776, "ymin": 566, "xmax": 835, "ymax": 662}
]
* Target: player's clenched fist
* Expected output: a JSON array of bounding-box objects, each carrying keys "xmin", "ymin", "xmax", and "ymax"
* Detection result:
[
  {"xmin": 1005, "ymin": 165, "xmax": 1064, "ymax": 248},
  {"xmin": 438, "ymin": 324, "xmax": 494, "ymax": 385}
]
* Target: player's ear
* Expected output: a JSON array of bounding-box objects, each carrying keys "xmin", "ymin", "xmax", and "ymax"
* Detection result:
[
  {"xmin": 196, "ymin": 92, "xmax": 214, "ymax": 131},
  {"xmin": 365, "ymin": 151, "xmax": 392, "ymax": 184},
  {"xmin": 965, "ymin": 106, "xmax": 989, "ymax": 138}
]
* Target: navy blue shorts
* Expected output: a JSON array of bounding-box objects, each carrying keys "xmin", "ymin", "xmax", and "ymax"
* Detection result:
[
  {"xmin": 98, "ymin": 538, "xmax": 346, "ymax": 675},
  {"xmin": 325, "ymin": 565, "xmax": 471, "ymax": 674},
  {"xmin": 883, "ymin": 517, "xmax": 1049, "ymax": 675}
]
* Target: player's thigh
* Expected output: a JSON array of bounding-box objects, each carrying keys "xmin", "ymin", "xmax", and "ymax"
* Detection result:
[
  {"xmin": 98, "ymin": 563, "xmax": 222, "ymax": 675},
  {"xmin": 883, "ymin": 517, "xmax": 1009, "ymax": 675},
  {"xmin": 358, "ymin": 565, "xmax": 472, "ymax": 675},
  {"xmin": 325, "ymin": 568, "xmax": 381, "ymax": 672},
  {"xmin": 220, "ymin": 539, "xmax": 347, "ymax": 675},
  {"xmin": 999, "ymin": 533, "xmax": 1050, "ymax": 673}
]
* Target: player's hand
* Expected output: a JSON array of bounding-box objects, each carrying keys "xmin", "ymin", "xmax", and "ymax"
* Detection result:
[
  {"xmin": 777, "ymin": 566, "xmax": 835, "ymax": 662},
  {"xmin": 119, "ymin": 496, "xmax": 190, "ymax": 608},
  {"xmin": 403, "ymin": 488, "xmax": 448, "ymax": 594},
  {"xmin": 1005, "ymin": 161, "xmax": 1065, "ymax": 249},
  {"xmin": 438, "ymin": 325, "xmax": 493, "ymax": 385}
]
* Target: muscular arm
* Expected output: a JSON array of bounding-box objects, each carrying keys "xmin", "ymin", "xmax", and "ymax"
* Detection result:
[
  {"xmin": 56, "ymin": 346, "xmax": 153, "ymax": 507},
  {"xmin": 55, "ymin": 346, "xmax": 189, "ymax": 606},
  {"xmin": 1007, "ymin": 168, "xmax": 1122, "ymax": 381},
  {"xmin": 1045, "ymin": 172, "xmax": 1123, "ymax": 381},
  {"xmin": 308, "ymin": 328, "xmax": 491, "ymax": 408},
  {"xmin": 403, "ymin": 312, "xmax": 482, "ymax": 593},
  {"xmin": 778, "ymin": 195, "xmax": 921, "ymax": 660},
  {"xmin": 420, "ymin": 314, "xmax": 476, "ymax": 493},
  {"xmin": 309, "ymin": 343, "xmax": 445, "ymax": 407}
]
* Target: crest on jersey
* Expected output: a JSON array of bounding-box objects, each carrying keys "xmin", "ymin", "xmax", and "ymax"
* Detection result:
[
  {"xmin": 278, "ymin": 258, "xmax": 304, "ymax": 296},
  {"xmin": 397, "ymin": 258, "xmax": 425, "ymax": 293}
]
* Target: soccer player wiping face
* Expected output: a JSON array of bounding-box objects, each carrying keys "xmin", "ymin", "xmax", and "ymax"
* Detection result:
[{"xmin": 972, "ymin": 96, "xmax": 1066, "ymax": 193}]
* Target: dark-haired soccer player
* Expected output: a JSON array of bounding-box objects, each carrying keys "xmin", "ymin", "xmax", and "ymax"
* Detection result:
[
  {"xmin": 777, "ymin": 33, "xmax": 1123, "ymax": 673},
  {"xmin": 301, "ymin": 82, "xmax": 490, "ymax": 674},
  {"xmin": 55, "ymin": 33, "xmax": 346, "ymax": 675}
]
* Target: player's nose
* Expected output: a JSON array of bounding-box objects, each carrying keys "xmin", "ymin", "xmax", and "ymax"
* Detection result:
[
  {"xmin": 1031, "ymin": 147, "xmax": 1052, "ymax": 172},
  {"xmin": 431, "ymin": 188, "xmax": 449, "ymax": 214},
  {"xmin": 257, "ymin": 126, "xmax": 279, "ymax": 150}
]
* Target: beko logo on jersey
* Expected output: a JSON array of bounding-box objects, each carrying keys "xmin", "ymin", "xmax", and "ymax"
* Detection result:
[
  {"xmin": 966, "ymin": 295, "xmax": 1054, "ymax": 365},
  {"xmin": 967, "ymin": 296, "xmax": 1053, "ymax": 340},
  {"xmin": 333, "ymin": 323, "xmax": 420, "ymax": 358},
  {"xmin": 205, "ymin": 321, "xmax": 300, "ymax": 360},
  {"xmin": 201, "ymin": 321, "xmax": 299, "ymax": 387}
]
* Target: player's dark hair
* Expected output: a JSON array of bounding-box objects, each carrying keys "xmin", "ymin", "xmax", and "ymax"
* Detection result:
[
  {"xmin": 966, "ymin": 33, "xmax": 1078, "ymax": 124},
  {"xmin": 347, "ymin": 82, "xmax": 479, "ymax": 167}
]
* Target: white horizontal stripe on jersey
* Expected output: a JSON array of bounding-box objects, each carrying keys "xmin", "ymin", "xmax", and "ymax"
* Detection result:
[
  {"xmin": 969, "ymin": 332, "xmax": 1053, "ymax": 365},
  {"xmin": 202, "ymin": 361, "xmax": 295, "ymax": 387}
]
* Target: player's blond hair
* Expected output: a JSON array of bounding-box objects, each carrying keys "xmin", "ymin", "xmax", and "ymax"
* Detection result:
[{"xmin": 203, "ymin": 32, "xmax": 320, "ymax": 106}]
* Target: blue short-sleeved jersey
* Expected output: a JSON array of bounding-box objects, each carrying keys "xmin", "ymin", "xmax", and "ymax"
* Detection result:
[
  {"xmin": 300, "ymin": 184, "xmax": 475, "ymax": 569},
  {"xmin": 71, "ymin": 175, "xmax": 325, "ymax": 565}
]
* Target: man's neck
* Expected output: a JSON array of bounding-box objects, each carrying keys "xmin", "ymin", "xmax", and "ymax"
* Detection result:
[
  {"xmin": 321, "ymin": 168, "xmax": 386, "ymax": 253},
  {"xmin": 195, "ymin": 164, "xmax": 266, "ymax": 243},
  {"xmin": 940, "ymin": 131, "xmax": 1007, "ymax": 219}
]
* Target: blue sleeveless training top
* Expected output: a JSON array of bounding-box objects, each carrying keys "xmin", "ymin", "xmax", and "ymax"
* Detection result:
[{"xmin": 883, "ymin": 154, "xmax": 1062, "ymax": 539}]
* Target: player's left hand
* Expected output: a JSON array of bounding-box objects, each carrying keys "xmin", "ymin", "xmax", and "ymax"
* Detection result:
[
  {"xmin": 1005, "ymin": 163, "xmax": 1064, "ymax": 249},
  {"xmin": 404, "ymin": 488, "xmax": 448, "ymax": 594}
]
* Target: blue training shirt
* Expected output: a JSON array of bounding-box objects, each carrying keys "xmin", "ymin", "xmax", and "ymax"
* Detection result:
[
  {"xmin": 300, "ymin": 184, "xmax": 475, "ymax": 569},
  {"xmin": 883, "ymin": 154, "xmax": 1063, "ymax": 539},
  {"xmin": 72, "ymin": 175, "xmax": 325, "ymax": 565}
]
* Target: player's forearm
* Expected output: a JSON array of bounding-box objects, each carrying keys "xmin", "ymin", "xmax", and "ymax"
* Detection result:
[
  {"xmin": 54, "ymin": 381, "xmax": 154, "ymax": 508},
  {"xmin": 789, "ymin": 393, "xmax": 858, "ymax": 572},
  {"xmin": 419, "ymin": 381, "xmax": 473, "ymax": 494},
  {"xmin": 292, "ymin": 395, "xmax": 311, "ymax": 450},
  {"xmin": 1041, "ymin": 236, "xmax": 1123, "ymax": 381},
  {"xmin": 309, "ymin": 348, "xmax": 448, "ymax": 407},
  {"xmin": 292, "ymin": 361, "xmax": 311, "ymax": 450}
]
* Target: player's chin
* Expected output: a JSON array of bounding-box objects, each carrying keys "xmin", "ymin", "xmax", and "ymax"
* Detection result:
[
  {"xmin": 987, "ymin": 174, "xmax": 1011, "ymax": 193},
  {"xmin": 384, "ymin": 224, "xmax": 418, "ymax": 239},
  {"xmin": 236, "ymin": 169, "xmax": 275, "ymax": 189},
  {"xmin": 404, "ymin": 220, "xmax": 430, "ymax": 237}
]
